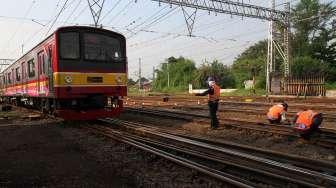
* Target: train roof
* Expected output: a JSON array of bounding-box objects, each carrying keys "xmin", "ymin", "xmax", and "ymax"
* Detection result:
[
  {"xmin": 1, "ymin": 26, "xmax": 125, "ymax": 74},
  {"xmin": 56, "ymin": 26, "xmax": 125, "ymax": 39}
]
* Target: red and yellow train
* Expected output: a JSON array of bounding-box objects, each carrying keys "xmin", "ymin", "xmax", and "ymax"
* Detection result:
[{"xmin": 0, "ymin": 26, "xmax": 127, "ymax": 120}]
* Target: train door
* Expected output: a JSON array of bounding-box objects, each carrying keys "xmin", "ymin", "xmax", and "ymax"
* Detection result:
[
  {"xmin": 11, "ymin": 69, "xmax": 14, "ymax": 94},
  {"xmin": 37, "ymin": 51, "xmax": 45, "ymax": 94},
  {"xmin": 47, "ymin": 46, "xmax": 54, "ymax": 93},
  {"xmin": 21, "ymin": 62, "xmax": 26, "ymax": 94}
]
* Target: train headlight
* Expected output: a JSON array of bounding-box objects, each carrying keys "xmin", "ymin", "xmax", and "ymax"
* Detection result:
[
  {"xmin": 116, "ymin": 76, "xmax": 122, "ymax": 84},
  {"xmin": 64, "ymin": 75, "xmax": 73, "ymax": 84}
]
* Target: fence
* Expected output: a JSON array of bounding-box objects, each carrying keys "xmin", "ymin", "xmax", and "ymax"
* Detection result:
[{"xmin": 284, "ymin": 75, "xmax": 326, "ymax": 96}]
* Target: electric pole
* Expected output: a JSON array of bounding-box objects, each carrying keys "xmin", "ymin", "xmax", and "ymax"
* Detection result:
[
  {"xmin": 152, "ymin": 66, "xmax": 155, "ymax": 81},
  {"xmin": 149, "ymin": 0, "xmax": 291, "ymax": 94},
  {"xmin": 167, "ymin": 63, "xmax": 170, "ymax": 88},
  {"xmin": 138, "ymin": 58, "xmax": 141, "ymax": 91},
  {"xmin": 266, "ymin": 0, "xmax": 275, "ymax": 94}
]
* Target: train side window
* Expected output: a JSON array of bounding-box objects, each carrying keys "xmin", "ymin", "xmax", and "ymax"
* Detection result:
[
  {"xmin": 7, "ymin": 72, "xmax": 11, "ymax": 84},
  {"xmin": 42, "ymin": 54, "xmax": 46, "ymax": 74},
  {"xmin": 0, "ymin": 76, "xmax": 2, "ymax": 88},
  {"xmin": 15, "ymin": 67, "xmax": 20, "ymax": 81},
  {"xmin": 48, "ymin": 47, "xmax": 52, "ymax": 73},
  {"xmin": 28, "ymin": 59, "xmax": 35, "ymax": 78},
  {"xmin": 21, "ymin": 62, "xmax": 26, "ymax": 80},
  {"xmin": 11, "ymin": 69, "xmax": 14, "ymax": 84},
  {"xmin": 37, "ymin": 51, "xmax": 46, "ymax": 75}
]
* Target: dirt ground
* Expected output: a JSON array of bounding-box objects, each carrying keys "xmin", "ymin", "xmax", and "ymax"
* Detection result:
[
  {"xmin": 0, "ymin": 108, "xmax": 229, "ymax": 188},
  {"xmin": 120, "ymin": 113, "xmax": 336, "ymax": 162}
]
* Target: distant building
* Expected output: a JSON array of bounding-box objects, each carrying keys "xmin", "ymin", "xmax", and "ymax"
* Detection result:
[
  {"xmin": 188, "ymin": 84, "xmax": 236, "ymax": 94},
  {"xmin": 244, "ymin": 80, "xmax": 254, "ymax": 89},
  {"xmin": 142, "ymin": 81, "xmax": 152, "ymax": 92}
]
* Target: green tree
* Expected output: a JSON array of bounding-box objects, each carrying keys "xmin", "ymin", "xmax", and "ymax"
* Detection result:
[
  {"xmin": 153, "ymin": 56, "xmax": 197, "ymax": 91},
  {"xmin": 291, "ymin": 56, "xmax": 327, "ymax": 77},
  {"xmin": 128, "ymin": 78, "xmax": 136, "ymax": 86},
  {"xmin": 195, "ymin": 60, "xmax": 235, "ymax": 89},
  {"xmin": 232, "ymin": 40, "xmax": 267, "ymax": 89},
  {"xmin": 291, "ymin": 0, "xmax": 336, "ymax": 81}
]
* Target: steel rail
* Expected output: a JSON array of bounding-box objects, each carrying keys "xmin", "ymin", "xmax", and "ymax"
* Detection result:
[
  {"xmin": 124, "ymin": 107, "xmax": 336, "ymax": 145},
  {"xmin": 85, "ymin": 126, "xmax": 255, "ymax": 188},
  {"xmin": 99, "ymin": 118, "xmax": 336, "ymax": 187},
  {"xmin": 106, "ymin": 117, "xmax": 336, "ymax": 175}
]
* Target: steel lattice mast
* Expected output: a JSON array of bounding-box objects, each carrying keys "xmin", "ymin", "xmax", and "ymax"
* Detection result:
[
  {"xmin": 151, "ymin": 0, "xmax": 288, "ymax": 21},
  {"xmin": 0, "ymin": 59, "xmax": 14, "ymax": 73},
  {"xmin": 151, "ymin": 0, "xmax": 291, "ymax": 93}
]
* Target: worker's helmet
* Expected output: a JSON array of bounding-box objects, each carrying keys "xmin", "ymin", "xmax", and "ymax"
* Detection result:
[
  {"xmin": 207, "ymin": 76, "xmax": 216, "ymax": 86},
  {"xmin": 207, "ymin": 76, "xmax": 215, "ymax": 82},
  {"xmin": 282, "ymin": 102, "xmax": 288, "ymax": 111}
]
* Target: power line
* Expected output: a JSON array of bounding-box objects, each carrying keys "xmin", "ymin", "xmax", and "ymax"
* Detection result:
[
  {"xmin": 0, "ymin": 0, "xmax": 36, "ymax": 55},
  {"xmin": 71, "ymin": 2, "xmax": 89, "ymax": 23},
  {"xmin": 63, "ymin": 0, "xmax": 83, "ymax": 24},
  {"xmin": 100, "ymin": 0, "xmax": 122, "ymax": 22},
  {"xmin": 129, "ymin": 26, "xmax": 267, "ymax": 65},
  {"xmin": 106, "ymin": 0, "xmax": 133, "ymax": 25},
  {"xmin": 128, "ymin": 7, "xmax": 178, "ymax": 39},
  {"xmin": 125, "ymin": 5, "xmax": 169, "ymax": 35},
  {"xmin": 45, "ymin": 0, "xmax": 70, "ymax": 36}
]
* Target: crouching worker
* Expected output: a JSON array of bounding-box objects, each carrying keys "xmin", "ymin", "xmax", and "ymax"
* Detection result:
[
  {"xmin": 267, "ymin": 102, "xmax": 288, "ymax": 124},
  {"xmin": 293, "ymin": 110, "xmax": 323, "ymax": 140},
  {"xmin": 195, "ymin": 77, "xmax": 221, "ymax": 129}
]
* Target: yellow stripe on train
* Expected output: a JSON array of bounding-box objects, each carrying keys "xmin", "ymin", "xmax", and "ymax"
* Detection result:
[
  {"xmin": 53, "ymin": 72, "xmax": 127, "ymax": 87},
  {"xmin": 3, "ymin": 81, "xmax": 48, "ymax": 90}
]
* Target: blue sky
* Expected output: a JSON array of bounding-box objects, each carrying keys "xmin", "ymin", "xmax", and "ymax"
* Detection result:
[{"xmin": 0, "ymin": 0, "xmax": 333, "ymax": 79}]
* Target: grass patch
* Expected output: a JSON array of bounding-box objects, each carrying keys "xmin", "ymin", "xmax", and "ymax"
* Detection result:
[
  {"xmin": 221, "ymin": 88, "xmax": 266, "ymax": 96},
  {"xmin": 326, "ymin": 82, "xmax": 336, "ymax": 90},
  {"xmin": 128, "ymin": 87, "xmax": 189, "ymax": 96}
]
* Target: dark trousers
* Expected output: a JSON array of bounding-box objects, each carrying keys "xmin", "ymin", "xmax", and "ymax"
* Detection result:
[
  {"xmin": 268, "ymin": 116, "xmax": 281, "ymax": 124},
  {"xmin": 208, "ymin": 101, "xmax": 219, "ymax": 128},
  {"xmin": 301, "ymin": 114, "xmax": 323, "ymax": 140}
]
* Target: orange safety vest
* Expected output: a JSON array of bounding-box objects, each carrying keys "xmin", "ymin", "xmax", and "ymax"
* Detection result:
[
  {"xmin": 209, "ymin": 84, "xmax": 221, "ymax": 101},
  {"xmin": 267, "ymin": 104, "xmax": 284, "ymax": 120},
  {"xmin": 295, "ymin": 110, "xmax": 317, "ymax": 129}
]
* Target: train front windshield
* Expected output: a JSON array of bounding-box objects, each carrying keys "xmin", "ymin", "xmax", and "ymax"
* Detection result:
[
  {"xmin": 83, "ymin": 33, "xmax": 122, "ymax": 61},
  {"xmin": 59, "ymin": 32, "xmax": 123, "ymax": 61},
  {"xmin": 58, "ymin": 29, "xmax": 126, "ymax": 72}
]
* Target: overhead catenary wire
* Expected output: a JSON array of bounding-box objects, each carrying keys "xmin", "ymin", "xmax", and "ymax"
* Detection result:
[
  {"xmin": 127, "ymin": 6, "xmax": 178, "ymax": 39},
  {"xmin": 106, "ymin": 0, "xmax": 133, "ymax": 26},
  {"xmin": 10, "ymin": 0, "xmax": 79, "ymax": 57},
  {"xmin": 0, "ymin": 0, "xmax": 36, "ymax": 55},
  {"xmin": 100, "ymin": 0, "xmax": 122, "ymax": 22},
  {"xmin": 45, "ymin": 0, "xmax": 70, "ymax": 36},
  {"xmin": 71, "ymin": 2, "xmax": 89, "ymax": 23},
  {"xmin": 125, "ymin": 5, "xmax": 169, "ymax": 35},
  {"xmin": 63, "ymin": 0, "xmax": 83, "ymax": 24},
  {"xmin": 128, "ymin": 26, "xmax": 267, "ymax": 66}
]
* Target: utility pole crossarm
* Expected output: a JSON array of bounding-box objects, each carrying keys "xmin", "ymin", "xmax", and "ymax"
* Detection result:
[{"xmin": 151, "ymin": 0, "xmax": 288, "ymax": 22}]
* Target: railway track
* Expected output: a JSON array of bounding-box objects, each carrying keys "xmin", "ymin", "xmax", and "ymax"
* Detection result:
[
  {"xmin": 86, "ymin": 118, "xmax": 336, "ymax": 188},
  {"xmin": 172, "ymin": 105, "xmax": 336, "ymax": 122},
  {"xmin": 124, "ymin": 107, "xmax": 336, "ymax": 148},
  {"xmin": 127, "ymin": 96, "xmax": 336, "ymax": 108},
  {"xmin": 126, "ymin": 96, "xmax": 336, "ymax": 112}
]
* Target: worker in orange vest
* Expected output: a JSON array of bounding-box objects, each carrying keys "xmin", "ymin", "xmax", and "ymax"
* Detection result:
[
  {"xmin": 293, "ymin": 109, "xmax": 323, "ymax": 139},
  {"xmin": 267, "ymin": 102, "xmax": 288, "ymax": 124},
  {"xmin": 195, "ymin": 77, "xmax": 221, "ymax": 129}
]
